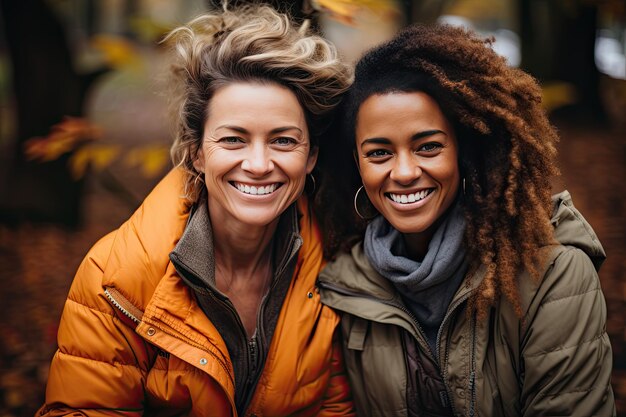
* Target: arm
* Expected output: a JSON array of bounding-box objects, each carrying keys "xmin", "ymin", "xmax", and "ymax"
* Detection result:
[
  {"xmin": 318, "ymin": 329, "xmax": 356, "ymax": 417},
  {"xmin": 520, "ymin": 247, "xmax": 615, "ymax": 417},
  {"xmin": 38, "ymin": 234, "xmax": 155, "ymax": 417}
]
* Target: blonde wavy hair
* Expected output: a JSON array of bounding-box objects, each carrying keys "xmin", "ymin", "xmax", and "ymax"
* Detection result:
[{"xmin": 163, "ymin": 4, "xmax": 352, "ymax": 202}]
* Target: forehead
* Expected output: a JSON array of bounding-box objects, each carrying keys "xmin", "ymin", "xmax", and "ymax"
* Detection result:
[
  {"xmin": 207, "ymin": 82, "xmax": 307, "ymax": 128},
  {"xmin": 356, "ymin": 92, "xmax": 453, "ymax": 138}
]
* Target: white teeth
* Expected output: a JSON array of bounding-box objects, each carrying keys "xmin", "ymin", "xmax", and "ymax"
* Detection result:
[
  {"xmin": 235, "ymin": 182, "xmax": 278, "ymax": 195},
  {"xmin": 389, "ymin": 189, "xmax": 432, "ymax": 204}
]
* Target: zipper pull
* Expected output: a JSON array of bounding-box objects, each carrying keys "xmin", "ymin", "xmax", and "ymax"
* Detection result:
[{"xmin": 249, "ymin": 338, "xmax": 258, "ymax": 374}]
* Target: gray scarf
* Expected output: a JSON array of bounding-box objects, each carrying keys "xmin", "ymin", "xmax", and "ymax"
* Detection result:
[{"xmin": 364, "ymin": 201, "xmax": 467, "ymax": 356}]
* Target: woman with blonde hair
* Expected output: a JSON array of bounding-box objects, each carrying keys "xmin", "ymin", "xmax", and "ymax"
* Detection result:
[
  {"xmin": 39, "ymin": 4, "xmax": 354, "ymax": 416},
  {"xmin": 317, "ymin": 24, "xmax": 615, "ymax": 416}
]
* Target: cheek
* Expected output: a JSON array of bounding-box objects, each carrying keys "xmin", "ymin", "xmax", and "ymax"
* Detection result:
[
  {"xmin": 446, "ymin": 161, "xmax": 461, "ymax": 184},
  {"xmin": 359, "ymin": 163, "xmax": 384, "ymax": 189},
  {"xmin": 439, "ymin": 162, "xmax": 461, "ymax": 196},
  {"xmin": 281, "ymin": 152, "xmax": 311, "ymax": 178}
]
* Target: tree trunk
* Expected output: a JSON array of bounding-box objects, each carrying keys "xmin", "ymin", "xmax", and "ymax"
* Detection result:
[
  {"xmin": 0, "ymin": 0, "xmax": 106, "ymax": 226},
  {"xmin": 519, "ymin": 0, "xmax": 605, "ymax": 123}
]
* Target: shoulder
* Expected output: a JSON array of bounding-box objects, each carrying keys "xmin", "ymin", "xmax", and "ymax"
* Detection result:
[
  {"xmin": 319, "ymin": 242, "xmax": 397, "ymax": 300},
  {"xmin": 520, "ymin": 245, "xmax": 602, "ymax": 312},
  {"xmin": 543, "ymin": 245, "xmax": 603, "ymax": 295},
  {"xmin": 517, "ymin": 244, "xmax": 607, "ymax": 351},
  {"xmin": 320, "ymin": 243, "xmax": 369, "ymax": 286},
  {"xmin": 72, "ymin": 169, "xmax": 192, "ymax": 309}
]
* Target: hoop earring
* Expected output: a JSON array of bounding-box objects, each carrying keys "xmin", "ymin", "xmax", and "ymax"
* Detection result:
[
  {"xmin": 354, "ymin": 185, "xmax": 377, "ymax": 220},
  {"xmin": 305, "ymin": 173, "xmax": 316, "ymax": 195}
]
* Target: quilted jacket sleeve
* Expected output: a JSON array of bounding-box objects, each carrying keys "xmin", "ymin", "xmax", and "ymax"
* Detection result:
[
  {"xmin": 318, "ymin": 330, "xmax": 356, "ymax": 416},
  {"xmin": 520, "ymin": 247, "xmax": 615, "ymax": 417},
  {"xmin": 38, "ymin": 233, "xmax": 155, "ymax": 417}
]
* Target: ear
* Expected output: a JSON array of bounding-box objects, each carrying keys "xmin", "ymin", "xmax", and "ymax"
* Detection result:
[
  {"xmin": 306, "ymin": 146, "xmax": 319, "ymax": 174},
  {"xmin": 192, "ymin": 147, "xmax": 205, "ymax": 173}
]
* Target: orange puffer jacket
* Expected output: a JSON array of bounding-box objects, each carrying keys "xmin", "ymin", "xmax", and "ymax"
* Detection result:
[{"xmin": 39, "ymin": 170, "xmax": 354, "ymax": 417}]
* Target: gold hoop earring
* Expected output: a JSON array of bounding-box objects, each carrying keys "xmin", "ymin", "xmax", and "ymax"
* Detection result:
[{"xmin": 353, "ymin": 185, "xmax": 377, "ymax": 220}]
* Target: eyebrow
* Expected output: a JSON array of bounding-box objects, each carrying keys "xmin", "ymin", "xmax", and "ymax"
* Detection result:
[
  {"xmin": 215, "ymin": 124, "xmax": 303, "ymax": 135},
  {"xmin": 360, "ymin": 129, "xmax": 445, "ymax": 149}
]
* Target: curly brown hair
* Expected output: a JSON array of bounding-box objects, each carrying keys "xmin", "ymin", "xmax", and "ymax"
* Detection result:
[{"xmin": 315, "ymin": 24, "xmax": 560, "ymax": 318}]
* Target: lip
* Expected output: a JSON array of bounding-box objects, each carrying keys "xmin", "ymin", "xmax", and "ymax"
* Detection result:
[
  {"xmin": 385, "ymin": 187, "xmax": 435, "ymax": 209},
  {"xmin": 230, "ymin": 181, "xmax": 283, "ymax": 197}
]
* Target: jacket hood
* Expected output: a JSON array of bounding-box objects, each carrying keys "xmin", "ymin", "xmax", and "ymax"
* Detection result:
[{"xmin": 551, "ymin": 190, "xmax": 605, "ymax": 270}]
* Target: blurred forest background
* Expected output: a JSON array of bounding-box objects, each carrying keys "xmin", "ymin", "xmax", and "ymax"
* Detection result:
[{"xmin": 0, "ymin": 0, "xmax": 624, "ymax": 415}]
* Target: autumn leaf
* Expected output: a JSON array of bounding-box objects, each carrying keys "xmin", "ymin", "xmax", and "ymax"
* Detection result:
[
  {"xmin": 124, "ymin": 145, "xmax": 170, "ymax": 177},
  {"xmin": 312, "ymin": 0, "xmax": 399, "ymax": 25},
  {"xmin": 91, "ymin": 34, "xmax": 141, "ymax": 69},
  {"xmin": 68, "ymin": 145, "xmax": 121, "ymax": 180},
  {"xmin": 67, "ymin": 147, "xmax": 91, "ymax": 180},
  {"xmin": 129, "ymin": 16, "xmax": 172, "ymax": 43},
  {"xmin": 24, "ymin": 117, "xmax": 101, "ymax": 162}
]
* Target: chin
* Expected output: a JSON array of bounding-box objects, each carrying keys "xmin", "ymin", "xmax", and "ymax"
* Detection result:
[
  {"xmin": 236, "ymin": 208, "xmax": 285, "ymax": 227},
  {"xmin": 387, "ymin": 218, "xmax": 433, "ymax": 235}
]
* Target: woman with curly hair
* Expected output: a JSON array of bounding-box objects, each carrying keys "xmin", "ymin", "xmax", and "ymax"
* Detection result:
[
  {"xmin": 39, "ymin": 4, "xmax": 355, "ymax": 416},
  {"xmin": 317, "ymin": 24, "xmax": 615, "ymax": 416}
]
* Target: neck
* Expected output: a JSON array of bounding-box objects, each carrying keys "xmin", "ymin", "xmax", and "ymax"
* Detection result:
[
  {"xmin": 402, "ymin": 231, "xmax": 433, "ymax": 261},
  {"xmin": 208, "ymin": 202, "xmax": 279, "ymax": 280}
]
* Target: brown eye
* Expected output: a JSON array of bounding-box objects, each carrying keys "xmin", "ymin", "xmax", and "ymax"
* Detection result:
[
  {"xmin": 418, "ymin": 142, "xmax": 442, "ymax": 152},
  {"xmin": 366, "ymin": 149, "xmax": 391, "ymax": 158}
]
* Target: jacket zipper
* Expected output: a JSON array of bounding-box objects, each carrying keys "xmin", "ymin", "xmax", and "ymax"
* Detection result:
[
  {"xmin": 104, "ymin": 287, "xmax": 142, "ymax": 324},
  {"xmin": 319, "ymin": 280, "xmax": 478, "ymax": 416},
  {"xmin": 169, "ymin": 211, "xmax": 302, "ymax": 414},
  {"xmin": 437, "ymin": 288, "xmax": 474, "ymax": 416},
  {"xmin": 239, "ymin": 233, "xmax": 302, "ymax": 413},
  {"xmin": 468, "ymin": 313, "xmax": 477, "ymax": 417},
  {"xmin": 105, "ymin": 285, "xmax": 235, "ymax": 390}
]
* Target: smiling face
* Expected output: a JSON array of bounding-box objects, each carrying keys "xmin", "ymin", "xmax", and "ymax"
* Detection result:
[
  {"xmin": 356, "ymin": 91, "xmax": 460, "ymax": 238},
  {"xmin": 194, "ymin": 82, "xmax": 317, "ymax": 228}
]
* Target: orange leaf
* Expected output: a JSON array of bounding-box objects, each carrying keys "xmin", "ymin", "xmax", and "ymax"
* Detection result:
[
  {"xmin": 312, "ymin": 0, "xmax": 399, "ymax": 25},
  {"xmin": 24, "ymin": 117, "xmax": 101, "ymax": 162}
]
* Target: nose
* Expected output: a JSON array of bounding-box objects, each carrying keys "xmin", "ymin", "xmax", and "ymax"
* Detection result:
[
  {"xmin": 241, "ymin": 143, "xmax": 274, "ymax": 176},
  {"xmin": 390, "ymin": 152, "xmax": 421, "ymax": 185}
]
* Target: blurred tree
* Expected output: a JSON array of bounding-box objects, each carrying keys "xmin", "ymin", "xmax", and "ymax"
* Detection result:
[
  {"xmin": 519, "ymin": 0, "xmax": 605, "ymax": 122},
  {"xmin": 0, "ymin": 0, "xmax": 108, "ymax": 226},
  {"xmin": 404, "ymin": 0, "xmax": 458, "ymax": 24}
]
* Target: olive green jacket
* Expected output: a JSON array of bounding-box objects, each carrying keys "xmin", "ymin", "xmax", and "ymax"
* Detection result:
[{"xmin": 319, "ymin": 191, "xmax": 615, "ymax": 417}]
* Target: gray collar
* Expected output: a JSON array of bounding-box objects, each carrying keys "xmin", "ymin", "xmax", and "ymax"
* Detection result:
[{"xmin": 169, "ymin": 200, "xmax": 301, "ymax": 294}]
